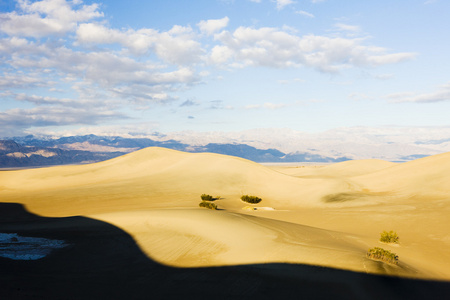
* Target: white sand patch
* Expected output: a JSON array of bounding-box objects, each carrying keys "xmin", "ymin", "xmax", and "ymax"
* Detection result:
[
  {"xmin": 0, "ymin": 233, "xmax": 67, "ymax": 260},
  {"xmin": 254, "ymin": 207, "xmax": 275, "ymax": 211}
]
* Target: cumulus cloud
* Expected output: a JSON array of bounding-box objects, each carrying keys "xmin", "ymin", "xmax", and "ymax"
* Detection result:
[
  {"xmin": 210, "ymin": 26, "xmax": 416, "ymax": 72},
  {"xmin": 0, "ymin": 72, "xmax": 49, "ymax": 89},
  {"xmin": 197, "ymin": 17, "xmax": 229, "ymax": 36},
  {"xmin": 0, "ymin": 0, "xmax": 102, "ymax": 37},
  {"xmin": 3, "ymin": 35, "xmax": 198, "ymax": 95},
  {"xmin": 2, "ymin": 92, "xmax": 82, "ymax": 107},
  {"xmin": 0, "ymin": 106, "xmax": 127, "ymax": 130},
  {"xmin": 387, "ymin": 82, "xmax": 450, "ymax": 103},
  {"xmin": 76, "ymin": 23, "xmax": 203, "ymax": 65}
]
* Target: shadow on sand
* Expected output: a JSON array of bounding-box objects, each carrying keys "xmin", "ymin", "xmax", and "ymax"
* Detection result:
[{"xmin": 0, "ymin": 203, "xmax": 449, "ymax": 300}]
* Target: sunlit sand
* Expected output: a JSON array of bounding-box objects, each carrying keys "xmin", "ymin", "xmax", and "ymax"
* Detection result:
[{"xmin": 1, "ymin": 147, "xmax": 449, "ymax": 285}]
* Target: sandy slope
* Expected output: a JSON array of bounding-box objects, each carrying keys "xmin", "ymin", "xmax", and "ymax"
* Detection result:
[
  {"xmin": 1, "ymin": 147, "xmax": 450, "ymax": 281},
  {"xmin": 269, "ymin": 159, "xmax": 397, "ymax": 178},
  {"xmin": 354, "ymin": 151, "xmax": 450, "ymax": 196},
  {"xmin": 91, "ymin": 208, "xmax": 425, "ymax": 279}
]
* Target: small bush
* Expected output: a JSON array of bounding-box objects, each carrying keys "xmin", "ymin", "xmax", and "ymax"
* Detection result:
[
  {"xmin": 199, "ymin": 201, "xmax": 217, "ymax": 210},
  {"xmin": 201, "ymin": 194, "xmax": 213, "ymax": 201},
  {"xmin": 241, "ymin": 195, "xmax": 262, "ymax": 204},
  {"xmin": 380, "ymin": 230, "xmax": 399, "ymax": 244},
  {"xmin": 367, "ymin": 247, "xmax": 398, "ymax": 265}
]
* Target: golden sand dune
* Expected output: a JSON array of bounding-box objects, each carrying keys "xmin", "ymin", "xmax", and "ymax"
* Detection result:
[
  {"xmin": 1, "ymin": 147, "xmax": 450, "ymax": 284},
  {"xmin": 354, "ymin": 151, "xmax": 450, "ymax": 196},
  {"xmin": 271, "ymin": 159, "xmax": 397, "ymax": 178},
  {"xmin": 92, "ymin": 208, "xmax": 422, "ymax": 279},
  {"xmin": 0, "ymin": 147, "xmax": 360, "ymax": 214}
]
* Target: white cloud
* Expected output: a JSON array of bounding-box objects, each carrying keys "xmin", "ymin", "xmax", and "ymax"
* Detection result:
[
  {"xmin": 387, "ymin": 82, "xmax": 450, "ymax": 103},
  {"xmin": 0, "ymin": 0, "xmax": 102, "ymax": 37},
  {"xmin": 210, "ymin": 27, "xmax": 416, "ymax": 72},
  {"xmin": 209, "ymin": 45, "xmax": 234, "ymax": 65},
  {"xmin": 0, "ymin": 72, "xmax": 49, "ymax": 89},
  {"xmin": 2, "ymin": 92, "xmax": 82, "ymax": 107},
  {"xmin": 76, "ymin": 23, "xmax": 203, "ymax": 65},
  {"xmin": 295, "ymin": 10, "xmax": 315, "ymax": 18},
  {"xmin": 5, "ymin": 35, "xmax": 198, "ymax": 89},
  {"xmin": 334, "ymin": 23, "xmax": 361, "ymax": 33},
  {"xmin": 274, "ymin": 0, "xmax": 295, "ymax": 10},
  {"xmin": 197, "ymin": 17, "xmax": 229, "ymax": 36},
  {"xmin": 0, "ymin": 106, "xmax": 126, "ymax": 130}
]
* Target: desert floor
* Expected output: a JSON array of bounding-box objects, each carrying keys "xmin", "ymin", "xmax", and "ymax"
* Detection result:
[{"xmin": 1, "ymin": 147, "xmax": 450, "ymax": 299}]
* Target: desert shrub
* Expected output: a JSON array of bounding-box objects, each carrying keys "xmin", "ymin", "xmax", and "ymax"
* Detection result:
[
  {"xmin": 199, "ymin": 201, "xmax": 217, "ymax": 210},
  {"xmin": 201, "ymin": 194, "xmax": 213, "ymax": 201},
  {"xmin": 241, "ymin": 195, "xmax": 262, "ymax": 204},
  {"xmin": 380, "ymin": 230, "xmax": 399, "ymax": 244},
  {"xmin": 367, "ymin": 247, "xmax": 398, "ymax": 265}
]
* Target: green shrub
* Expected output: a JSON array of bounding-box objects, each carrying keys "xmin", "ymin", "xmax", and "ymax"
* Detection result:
[
  {"xmin": 201, "ymin": 194, "xmax": 213, "ymax": 201},
  {"xmin": 199, "ymin": 201, "xmax": 217, "ymax": 210},
  {"xmin": 380, "ymin": 230, "xmax": 399, "ymax": 244},
  {"xmin": 241, "ymin": 195, "xmax": 262, "ymax": 204},
  {"xmin": 367, "ymin": 247, "xmax": 398, "ymax": 265}
]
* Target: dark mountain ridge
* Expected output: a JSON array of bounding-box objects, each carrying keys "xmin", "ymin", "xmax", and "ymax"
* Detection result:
[{"xmin": 0, "ymin": 135, "xmax": 350, "ymax": 168}]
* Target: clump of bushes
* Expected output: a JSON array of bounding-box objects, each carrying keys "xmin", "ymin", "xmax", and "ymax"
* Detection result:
[
  {"xmin": 241, "ymin": 195, "xmax": 262, "ymax": 204},
  {"xmin": 380, "ymin": 230, "xmax": 399, "ymax": 244},
  {"xmin": 199, "ymin": 194, "xmax": 218, "ymax": 210},
  {"xmin": 201, "ymin": 194, "xmax": 221, "ymax": 201},
  {"xmin": 199, "ymin": 201, "xmax": 217, "ymax": 210},
  {"xmin": 367, "ymin": 247, "xmax": 398, "ymax": 265},
  {"xmin": 201, "ymin": 194, "xmax": 213, "ymax": 201}
]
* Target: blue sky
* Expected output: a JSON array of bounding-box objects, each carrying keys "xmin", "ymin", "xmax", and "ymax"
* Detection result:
[{"xmin": 1, "ymin": 0, "xmax": 449, "ymax": 137}]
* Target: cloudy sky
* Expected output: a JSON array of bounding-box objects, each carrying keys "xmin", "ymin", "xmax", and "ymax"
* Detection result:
[{"xmin": 1, "ymin": 0, "xmax": 449, "ymax": 137}]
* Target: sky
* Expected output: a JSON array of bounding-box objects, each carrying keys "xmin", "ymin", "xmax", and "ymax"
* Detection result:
[{"xmin": 1, "ymin": 0, "xmax": 450, "ymax": 138}]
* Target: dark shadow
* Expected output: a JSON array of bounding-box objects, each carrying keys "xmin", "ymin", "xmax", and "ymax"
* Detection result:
[{"xmin": 0, "ymin": 203, "xmax": 449, "ymax": 300}]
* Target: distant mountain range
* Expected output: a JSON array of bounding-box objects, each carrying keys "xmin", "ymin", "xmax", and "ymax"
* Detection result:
[
  {"xmin": 0, "ymin": 134, "xmax": 351, "ymax": 168},
  {"xmin": 2, "ymin": 127, "xmax": 450, "ymax": 168}
]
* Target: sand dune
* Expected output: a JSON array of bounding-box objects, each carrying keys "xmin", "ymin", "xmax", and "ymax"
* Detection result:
[
  {"xmin": 92, "ymin": 208, "xmax": 425, "ymax": 279},
  {"xmin": 1, "ymin": 147, "xmax": 450, "ymax": 284},
  {"xmin": 270, "ymin": 159, "xmax": 397, "ymax": 178},
  {"xmin": 354, "ymin": 151, "xmax": 450, "ymax": 196},
  {"xmin": 0, "ymin": 147, "xmax": 359, "ymax": 214}
]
